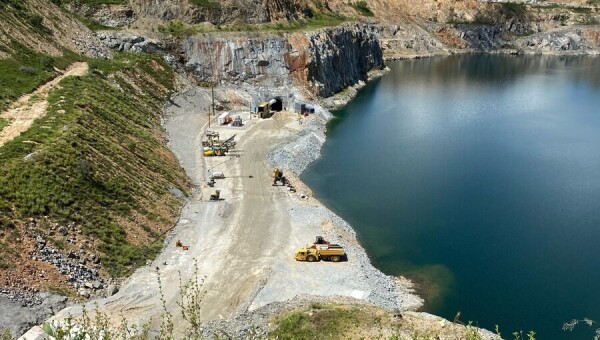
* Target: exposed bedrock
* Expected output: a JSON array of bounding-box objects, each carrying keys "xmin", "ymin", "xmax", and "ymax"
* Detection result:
[{"xmin": 177, "ymin": 23, "xmax": 384, "ymax": 97}]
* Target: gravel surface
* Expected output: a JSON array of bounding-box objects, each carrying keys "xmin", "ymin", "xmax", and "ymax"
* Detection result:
[{"xmin": 20, "ymin": 78, "xmax": 424, "ymax": 339}]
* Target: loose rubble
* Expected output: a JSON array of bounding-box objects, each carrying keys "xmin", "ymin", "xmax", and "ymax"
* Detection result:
[
  {"xmin": 21, "ymin": 218, "xmax": 111, "ymax": 299},
  {"xmin": 96, "ymin": 31, "xmax": 164, "ymax": 54}
]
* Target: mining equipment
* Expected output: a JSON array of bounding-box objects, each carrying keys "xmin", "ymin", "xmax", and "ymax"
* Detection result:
[
  {"xmin": 202, "ymin": 131, "xmax": 220, "ymax": 147},
  {"xmin": 210, "ymin": 190, "xmax": 220, "ymax": 201},
  {"xmin": 272, "ymin": 168, "xmax": 286, "ymax": 186},
  {"xmin": 203, "ymin": 134, "xmax": 237, "ymax": 157},
  {"xmin": 294, "ymin": 236, "xmax": 346, "ymax": 262}
]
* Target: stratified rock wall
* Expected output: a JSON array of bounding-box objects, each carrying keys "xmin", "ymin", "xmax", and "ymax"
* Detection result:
[
  {"xmin": 302, "ymin": 24, "xmax": 384, "ymax": 97},
  {"xmin": 178, "ymin": 23, "xmax": 384, "ymax": 97},
  {"xmin": 181, "ymin": 35, "xmax": 292, "ymax": 83}
]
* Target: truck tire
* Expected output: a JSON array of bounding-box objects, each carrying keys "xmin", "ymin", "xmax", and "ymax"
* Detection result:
[
  {"xmin": 331, "ymin": 255, "xmax": 341, "ymax": 262},
  {"xmin": 306, "ymin": 255, "xmax": 317, "ymax": 262}
]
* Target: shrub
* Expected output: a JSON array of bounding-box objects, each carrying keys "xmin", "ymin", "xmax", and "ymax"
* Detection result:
[
  {"xmin": 350, "ymin": 1, "xmax": 374, "ymax": 16},
  {"xmin": 28, "ymin": 14, "xmax": 44, "ymax": 28}
]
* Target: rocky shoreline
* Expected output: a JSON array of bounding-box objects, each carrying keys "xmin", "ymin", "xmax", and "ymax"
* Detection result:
[{"xmin": 7, "ymin": 12, "xmax": 600, "ymax": 336}]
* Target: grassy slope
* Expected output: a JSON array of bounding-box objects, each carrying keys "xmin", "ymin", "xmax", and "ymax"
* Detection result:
[
  {"xmin": 0, "ymin": 0, "xmax": 78, "ymax": 111},
  {"xmin": 0, "ymin": 1, "xmax": 190, "ymax": 278},
  {"xmin": 0, "ymin": 53, "xmax": 190, "ymax": 276},
  {"xmin": 271, "ymin": 304, "xmax": 499, "ymax": 340}
]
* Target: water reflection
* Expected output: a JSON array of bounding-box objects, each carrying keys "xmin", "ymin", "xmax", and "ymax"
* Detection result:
[
  {"xmin": 303, "ymin": 54, "xmax": 600, "ymax": 339},
  {"xmin": 385, "ymin": 54, "xmax": 600, "ymax": 88}
]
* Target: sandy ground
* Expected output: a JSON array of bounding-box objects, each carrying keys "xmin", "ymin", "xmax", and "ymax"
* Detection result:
[
  {"xmin": 0, "ymin": 63, "xmax": 88, "ymax": 147},
  {"xmin": 22, "ymin": 81, "xmax": 422, "ymax": 339}
]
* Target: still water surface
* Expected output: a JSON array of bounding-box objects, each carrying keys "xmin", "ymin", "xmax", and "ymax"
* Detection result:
[{"xmin": 302, "ymin": 55, "xmax": 600, "ymax": 339}]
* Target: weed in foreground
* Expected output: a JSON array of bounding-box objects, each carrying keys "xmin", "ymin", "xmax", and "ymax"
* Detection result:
[
  {"xmin": 40, "ymin": 263, "xmax": 213, "ymax": 339},
  {"xmin": 564, "ymin": 318, "xmax": 600, "ymax": 340}
]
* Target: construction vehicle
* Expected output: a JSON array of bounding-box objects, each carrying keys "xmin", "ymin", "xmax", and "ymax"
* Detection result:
[
  {"xmin": 294, "ymin": 236, "xmax": 345, "ymax": 262},
  {"xmin": 203, "ymin": 147, "xmax": 226, "ymax": 157},
  {"xmin": 210, "ymin": 190, "xmax": 220, "ymax": 201},
  {"xmin": 272, "ymin": 168, "xmax": 286, "ymax": 186},
  {"xmin": 203, "ymin": 134, "xmax": 237, "ymax": 157},
  {"xmin": 202, "ymin": 131, "xmax": 220, "ymax": 147}
]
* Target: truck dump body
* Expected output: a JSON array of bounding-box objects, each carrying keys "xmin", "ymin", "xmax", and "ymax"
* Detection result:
[
  {"xmin": 295, "ymin": 244, "xmax": 346, "ymax": 262},
  {"xmin": 314, "ymin": 244, "xmax": 345, "ymax": 258}
]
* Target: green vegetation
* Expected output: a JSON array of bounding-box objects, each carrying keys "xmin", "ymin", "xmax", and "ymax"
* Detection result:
[
  {"xmin": 189, "ymin": 0, "xmax": 220, "ymax": 9},
  {"xmin": 0, "ymin": 43, "xmax": 78, "ymax": 111},
  {"xmin": 272, "ymin": 305, "xmax": 368, "ymax": 339},
  {"xmin": 0, "ymin": 1, "xmax": 83, "ymax": 111},
  {"xmin": 312, "ymin": 0, "xmax": 326, "ymax": 10},
  {"xmin": 350, "ymin": 1, "xmax": 374, "ymax": 17},
  {"xmin": 59, "ymin": 0, "xmax": 126, "ymax": 5},
  {"xmin": 159, "ymin": 12, "xmax": 346, "ymax": 36},
  {"xmin": 1, "ymin": 328, "xmax": 14, "ymax": 340},
  {"xmin": 0, "ymin": 118, "xmax": 8, "ymax": 131},
  {"xmin": 500, "ymin": 2, "xmax": 528, "ymax": 17},
  {"xmin": 447, "ymin": 14, "xmax": 496, "ymax": 26},
  {"xmin": 0, "ymin": 50, "xmax": 189, "ymax": 276},
  {"xmin": 588, "ymin": 0, "xmax": 600, "ymax": 5},
  {"xmin": 569, "ymin": 6, "xmax": 593, "ymax": 13}
]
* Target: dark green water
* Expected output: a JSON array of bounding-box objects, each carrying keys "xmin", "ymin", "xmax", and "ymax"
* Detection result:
[{"xmin": 302, "ymin": 54, "xmax": 600, "ymax": 339}]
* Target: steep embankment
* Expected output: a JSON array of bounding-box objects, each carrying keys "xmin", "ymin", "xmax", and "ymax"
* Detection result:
[{"xmin": 0, "ymin": 0, "xmax": 191, "ymax": 335}]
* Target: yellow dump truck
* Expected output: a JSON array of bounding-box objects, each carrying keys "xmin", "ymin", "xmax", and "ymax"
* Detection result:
[{"xmin": 295, "ymin": 244, "xmax": 346, "ymax": 262}]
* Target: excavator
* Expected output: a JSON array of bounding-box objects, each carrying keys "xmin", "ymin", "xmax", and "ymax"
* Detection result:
[{"xmin": 272, "ymin": 168, "xmax": 286, "ymax": 186}]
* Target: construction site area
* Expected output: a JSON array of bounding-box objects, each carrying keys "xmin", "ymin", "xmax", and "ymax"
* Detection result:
[{"xmin": 25, "ymin": 81, "xmax": 422, "ymax": 338}]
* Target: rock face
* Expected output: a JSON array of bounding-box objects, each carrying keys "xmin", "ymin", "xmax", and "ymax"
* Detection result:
[
  {"xmin": 178, "ymin": 23, "xmax": 384, "ymax": 97},
  {"xmin": 441, "ymin": 24, "xmax": 600, "ymax": 53},
  {"xmin": 513, "ymin": 27, "xmax": 600, "ymax": 52},
  {"xmin": 301, "ymin": 24, "xmax": 385, "ymax": 97},
  {"xmin": 0, "ymin": 292, "xmax": 67, "ymax": 337},
  {"xmin": 180, "ymin": 34, "xmax": 291, "ymax": 84},
  {"xmin": 129, "ymin": 0, "xmax": 310, "ymax": 25},
  {"xmin": 64, "ymin": 3, "xmax": 136, "ymax": 27}
]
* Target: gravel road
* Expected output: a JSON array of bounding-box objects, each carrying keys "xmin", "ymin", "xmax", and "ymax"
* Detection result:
[{"xmin": 23, "ymin": 80, "xmax": 422, "ymax": 338}]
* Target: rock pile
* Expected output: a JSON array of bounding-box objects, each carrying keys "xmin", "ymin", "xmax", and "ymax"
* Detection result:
[
  {"xmin": 97, "ymin": 31, "xmax": 164, "ymax": 54},
  {"xmin": 267, "ymin": 99, "xmax": 330, "ymax": 174},
  {"xmin": 71, "ymin": 32, "xmax": 112, "ymax": 59},
  {"xmin": 24, "ymin": 219, "xmax": 108, "ymax": 299}
]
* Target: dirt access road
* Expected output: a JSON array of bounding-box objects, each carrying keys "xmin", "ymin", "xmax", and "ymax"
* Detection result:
[
  {"xmin": 28, "ymin": 85, "xmax": 420, "ymax": 339},
  {"xmin": 0, "ymin": 62, "xmax": 88, "ymax": 147},
  {"xmin": 43, "ymin": 87, "xmax": 299, "ymax": 334}
]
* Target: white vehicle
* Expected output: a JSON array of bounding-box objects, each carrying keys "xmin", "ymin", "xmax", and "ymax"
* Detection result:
[{"xmin": 211, "ymin": 171, "xmax": 225, "ymax": 179}]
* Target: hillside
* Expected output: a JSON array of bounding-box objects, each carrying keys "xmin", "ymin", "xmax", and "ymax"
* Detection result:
[
  {"xmin": 1, "ymin": 0, "xmax": 599, "ymax": 338},
  {"xmin": 0, "ymin": 0, "xmax": 189, "ymax": 313}
]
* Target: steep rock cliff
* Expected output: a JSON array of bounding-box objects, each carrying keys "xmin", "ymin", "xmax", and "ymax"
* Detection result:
[
  {"xmin": 300, "ymin": 24, "xmax": 384, "ymax": 97},
  {"xmin": 177, "ymin": 23, "xmax": 384, "ymax": 97}
]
